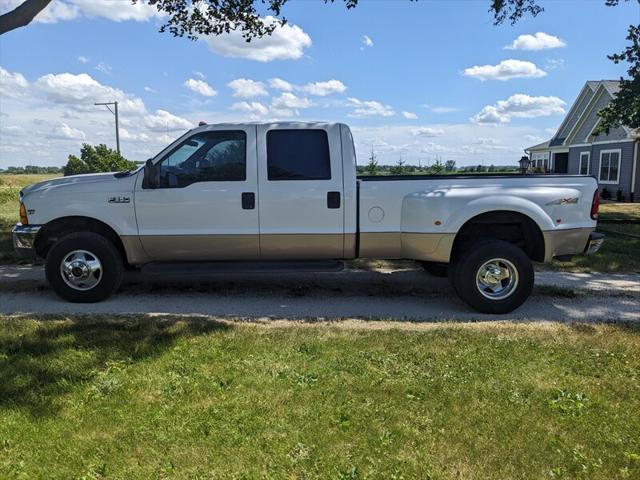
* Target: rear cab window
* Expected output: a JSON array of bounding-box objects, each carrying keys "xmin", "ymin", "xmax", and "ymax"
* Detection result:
[{"xmin": 266, "ymin": 129, "xmax": 331, "ymax": 180}]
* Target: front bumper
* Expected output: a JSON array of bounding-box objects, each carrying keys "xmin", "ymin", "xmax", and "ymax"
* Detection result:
[
  {"xmin": 12, "ymin": 223, "xmax": 42, "ymax": 260},
  {"xmin": 584, "ymin": 232, "xmax": 605, "ymax": 255}
]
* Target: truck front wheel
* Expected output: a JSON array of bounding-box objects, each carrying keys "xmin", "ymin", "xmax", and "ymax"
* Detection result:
[
  {"xmin": 450, "ymin": 240, "xmax": 533, "ymax": 314},
  {"xmin": 45, "ymin": 232, "xmax": 123, "ymax": 303}
]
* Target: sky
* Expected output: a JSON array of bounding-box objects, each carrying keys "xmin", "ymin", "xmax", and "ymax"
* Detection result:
[{"xmin": 0, "ymin": 0, "xmax": 636, "ymax": 168}]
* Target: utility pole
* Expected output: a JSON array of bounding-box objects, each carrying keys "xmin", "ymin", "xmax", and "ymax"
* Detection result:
[{"xmin": 94, "ymin": 101, "xmax": 120, "ymax": 154}]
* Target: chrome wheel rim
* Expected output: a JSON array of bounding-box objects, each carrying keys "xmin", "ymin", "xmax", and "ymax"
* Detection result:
[
  {"xmin": 475, "ymin": 258, "xmax": 519, "ymax": 300},
  {"xmin": 60, "ymin": 250, "xmax": 103, "ymax": 291}
]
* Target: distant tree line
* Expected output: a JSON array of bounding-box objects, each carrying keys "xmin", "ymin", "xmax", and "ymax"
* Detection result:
[
  {"xmin": 1, "ymin": 144, "xmax": 137, "ymax": 176},
  {"xmin": 356, "ymin": 157, "xmax": 519, "ymax": 176},
  {"xmin": 0, "ymin": 165, "xmax": 63, "ymax": 174}
]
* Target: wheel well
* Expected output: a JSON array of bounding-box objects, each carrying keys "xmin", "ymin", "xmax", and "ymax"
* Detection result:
[
  {"xmin": 35, "ymin": 216, "xmax": 129, "ymax": 265},
  {"xmin": 452, "ymin": 211, "xmax": 545, "ymax": 262}
]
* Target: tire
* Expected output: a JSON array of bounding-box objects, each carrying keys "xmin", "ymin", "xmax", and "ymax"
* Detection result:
[
  {"xmin": 419, "ymin": 261, "xmax": 448, "ymax": 277},
  {"xmin": 45, "ymin": 232, "xmax": 123, "ymax": 303},
  {"xmin": 451, "ymin": 239, "xmax": 533, "ymax": 314}
]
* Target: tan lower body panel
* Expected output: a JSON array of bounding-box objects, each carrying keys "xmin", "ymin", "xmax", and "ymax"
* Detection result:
[
  {"xmin": 359, "ymin": 232, "xmax": 455, "ymax": 263},
  {"xmin": 123, "ymin": 233, "xmax": 345, "ymax": 264},
  {"xmin": 135, "ymin": 234, "xmax": 260, "ymax": 262},
  {"xmin": 259, "ymin": 233, "xmax": 344, "ymax": 260},
  {"xmin": 542, "ymin": 227, "xmax": 593, "ymax": 262}
]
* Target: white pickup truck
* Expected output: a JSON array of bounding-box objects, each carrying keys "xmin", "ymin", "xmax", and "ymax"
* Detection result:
[{"xmin": 13, "ymin": 122, "xmax": 603, "ymax": 313}]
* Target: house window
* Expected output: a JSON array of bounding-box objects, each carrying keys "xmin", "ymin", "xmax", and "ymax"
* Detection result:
[
  {"xmin": 579, "ymin": 152, "xmax": 590, "ymax": 175},
  {"xmin": 598, "ymin": 149, "xmax": 621, "ymax": 184},
  {"xmin": 531, "ymin": 152, "xmax": 550, "ymax": 172}
]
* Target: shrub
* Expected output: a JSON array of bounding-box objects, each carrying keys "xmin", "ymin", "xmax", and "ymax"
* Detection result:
[
  {"xmin": 601, "ymin": 187, "xmax": 612, "ymax": 200},
  {"xmin": 64, "ymin": 144, "xmax": 137, "ymax": 176},
  {"xmin": 616, "ymin": 188, "xmax": 624, "ymax": 202}
]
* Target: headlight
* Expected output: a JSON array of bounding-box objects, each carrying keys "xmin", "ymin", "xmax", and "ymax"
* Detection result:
[{"xmin": 19, "ymin": 203, "xmax": 28, "ymax": 225}]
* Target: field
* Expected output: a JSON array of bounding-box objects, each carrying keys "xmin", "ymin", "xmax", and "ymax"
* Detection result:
[
  {"xmin": 0, "ymin": 174, "xmax": 60, "ymax": 262},
  {"xmin": 1, "ymin": 174, "xmax": 638, "ymax": 272},
  {"xmin": 0, "ymin": 317, "xmax": 638, "ymax": 479}
]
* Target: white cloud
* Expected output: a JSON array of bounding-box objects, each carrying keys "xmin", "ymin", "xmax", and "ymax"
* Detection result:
[
  {"xmin": 95, "ymin": 62, "xmax": 112, "ymax": 74},
  {"xmin": 78, "ymin": 56, "xmax": 88, "ymax": 64},
  {"xmin": 35, "ymin": 72, "xmax": 146, "ymax": 114},
  {"xmin": 463, "ymin": 59, "xmax": 546, "ymax": 81},
  {"xmin": 361, "ymin": 35, "xmax": 374, "ymax": 48},
  {"xmin": 402, "ymin": 111, "xmax": 418, "ymax": 120},
  {"xmin": 48, "ymin": 123, "xmax": 86, "ymax": 140},
  {"xmin": 272, "ymin": 92, "xmax": 314, "ymax": 110},
  {"xmin": 144, "ymin": 86, "xmax": 157, "ymax": 93},
  {"xmin": 120, "ymin": 128, "xmax": 151, "ymax": 143},
  {"xmin": 227, "ymin": 78, "xmax": 268, "ymax": 98},
  {"xmin": 505, "ymin": 32, "xmax": 566, "ymax": 51},
  {"xmin": 426, "ymin": 105, "xmax": 460, "ymax": 114},
  {"xmin": 411, "ymin": 127, "xmax": 444, "ymax": 137},
  {"xmin": 269, "ymin": 78, "xmax": 294, "ymax": 91},
  {"xmin": 145, "ymin": 110, "xmax": 193, "ymax": 132},
  {"xmin": 231, "ymin": 101, "xmax": 270, "ymax": 118},
  {"xmin": 192, "ymin": 71, "xmax": 206, "ymax": 79},
  {"xmin": 204, "ymin": 16, "xmax": 311, "ymax": 62},
  {"xmin": 347, "ymin": 97, "xmax": 395, "ymax": 117},
  {"xmin": 471, "ymin": 94, "xmax": 566, "ymax": 124},
  {"xmin": 301, "ymin": 80, "xmax": 347, "ymax": 96},
  {"xmin": 1, "ymin": 0, "xmax": 161, "ymax": 23},
  {"xmin": 184, "ymin": 78, "xmax": 217, "ymax": 97},
  {"xmin": 0, "ymin": 67, "xmax": 29, "ymax": 98}
]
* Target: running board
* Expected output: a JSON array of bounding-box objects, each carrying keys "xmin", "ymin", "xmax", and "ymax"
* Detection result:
[{"xmin": 141, "ymin": 260, "xmax": 345, "ymax": 276}]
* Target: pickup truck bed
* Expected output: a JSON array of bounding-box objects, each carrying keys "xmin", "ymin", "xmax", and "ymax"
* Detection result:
[{"xmin": 13, "ymin": 122, "xmax": 603, "ymax": 313}]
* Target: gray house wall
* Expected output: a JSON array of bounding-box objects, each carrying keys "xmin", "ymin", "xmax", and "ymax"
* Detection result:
[
  {"xmin": 568, "ymin": 141, "xmax": 637, "ymax": 199},
  {"xmin": 555, "ymin": 88, "xmax": 595, "ymax": 141}
]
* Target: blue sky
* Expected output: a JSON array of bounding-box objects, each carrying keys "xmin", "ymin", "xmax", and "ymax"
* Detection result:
[{"xmin": 0, "ymin": 0, "xmax": 636, "ymax": 168}]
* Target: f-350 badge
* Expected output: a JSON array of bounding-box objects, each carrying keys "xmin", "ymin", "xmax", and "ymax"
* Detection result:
[{"xmin": 108, "ymin": 196, "xmax": 130, "ymax": 204}]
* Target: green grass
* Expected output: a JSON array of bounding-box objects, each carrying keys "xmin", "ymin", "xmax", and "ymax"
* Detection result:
[{"xmin": 1, "ymin": 316, "xmax": 639, "ymax": 479}]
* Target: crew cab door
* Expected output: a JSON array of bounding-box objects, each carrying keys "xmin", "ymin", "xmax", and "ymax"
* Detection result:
[
  {"xmin": 134, "ymin": 126, "xmax": 259, "ymax": 261},
  {"xmin": 256, "ymin": 124, "xmax": 344, "ymax": 259}
]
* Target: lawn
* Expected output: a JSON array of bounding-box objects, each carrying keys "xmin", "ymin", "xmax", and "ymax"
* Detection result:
[{"xmin": 0, "ymin": 317, "xmax": 639, "ymax": 479}]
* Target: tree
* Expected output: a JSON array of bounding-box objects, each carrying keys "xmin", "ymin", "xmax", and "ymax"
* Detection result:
[
  {"xmin": 64, "ymin": 144, "xmax": 137, "ymax": 177},
  {"xmin": 389, "ymin": 157, "xmax": 406, "ymax": 175},
  {"xmin": 596, "ymin": 25, "xmax": 640, "ymax": 134},
  {"xmin": 445, "ymin": 160, "xmax": 456, "ymax": 172},
  {"xmin": 365, "ymin": 148, "xmax": 379, "ymax": 175}
]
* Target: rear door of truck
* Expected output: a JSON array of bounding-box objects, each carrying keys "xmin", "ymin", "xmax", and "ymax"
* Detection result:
[{"xmin": 256, "ymin": 123, "xmax": 344, "ymax": 259}]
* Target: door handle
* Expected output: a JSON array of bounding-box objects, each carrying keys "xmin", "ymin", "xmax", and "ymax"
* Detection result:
[
  {"xmin": 327, "ymin": 191, "xmax": 341, "ymax": 209},
  {"xmin": 242, "ymin": 192, "xmax": 255, "ymax": 210}
]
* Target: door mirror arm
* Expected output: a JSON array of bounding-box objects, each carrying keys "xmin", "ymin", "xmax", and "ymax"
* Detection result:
[{"xmin": 143, "ymin": 158, "xmax": 159, "ymax": 189}]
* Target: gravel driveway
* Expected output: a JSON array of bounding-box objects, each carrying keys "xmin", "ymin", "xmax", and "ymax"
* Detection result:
[{"xmin": 1, "ymin": 264, "xmax": 638, "ymax": 323}]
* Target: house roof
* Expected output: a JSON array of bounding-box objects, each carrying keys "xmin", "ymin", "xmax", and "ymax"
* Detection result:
[
  {"xmin": 525, "ymin": 80, "xmax": 627, "ymax": 151},
  {"xmin": 525, "ymin": 140, "xmax": 550, "ymax": 152}
]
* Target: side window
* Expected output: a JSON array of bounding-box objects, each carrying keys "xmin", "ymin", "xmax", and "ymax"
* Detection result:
[
  {"xmin": 266, "ymin": 129, "xmax": 331, "ymax": 180},
  {"xmin": 579, "ymin": 152, "xmax": 590, "ymax": 175},
  {"xmin": 598, "ymin": 150, "xmax": 620, "ymax": 184},
  {"xmin": 158, "ymin": 131, "xmax": 246, "ymax": 187}
]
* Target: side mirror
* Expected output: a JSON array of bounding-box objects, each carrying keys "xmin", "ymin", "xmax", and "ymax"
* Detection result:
[{"xmin": 143, "ymin": 158, "xmax": 159, "ymax": 189}]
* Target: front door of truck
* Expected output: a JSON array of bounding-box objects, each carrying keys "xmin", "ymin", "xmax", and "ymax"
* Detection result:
[
  {"xmin": 134, "ymin": 126, "xmax": 259, "ymax": 261},
  {"xmin": 256, "ymin": 124, "xmax": 344, "ymax": 259}
]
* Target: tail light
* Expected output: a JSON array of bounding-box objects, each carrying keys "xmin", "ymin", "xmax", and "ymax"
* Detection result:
[{"xmin": 590, "ymin": 189, "xmax": 599, "ymax": 221}]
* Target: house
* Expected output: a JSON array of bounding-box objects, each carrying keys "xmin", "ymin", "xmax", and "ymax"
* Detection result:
[{"xmin": 525, "ymin": 80, "xmax": 639, "ymax": 201}]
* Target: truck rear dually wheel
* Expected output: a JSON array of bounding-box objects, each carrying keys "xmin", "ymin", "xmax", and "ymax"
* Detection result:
[
  {"xmin": 45, "ymin": 232, "xmax": 123, "ymax": 303},
  {"xmin": 450, "ymin": 239, "xmax": 533, "ymax": 314}
]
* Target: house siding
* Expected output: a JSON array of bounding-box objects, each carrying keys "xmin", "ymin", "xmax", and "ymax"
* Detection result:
[
  {"xmin": 569, "ymin": 142, "xmax": 636, "ymax": 199},
  {"xmin": 556, "ymin": 87, "xmax": 595, "ymax": 140},
  {"xmin": 568, "ymin": 90, "xmax": 611, "ymax": 144}
]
